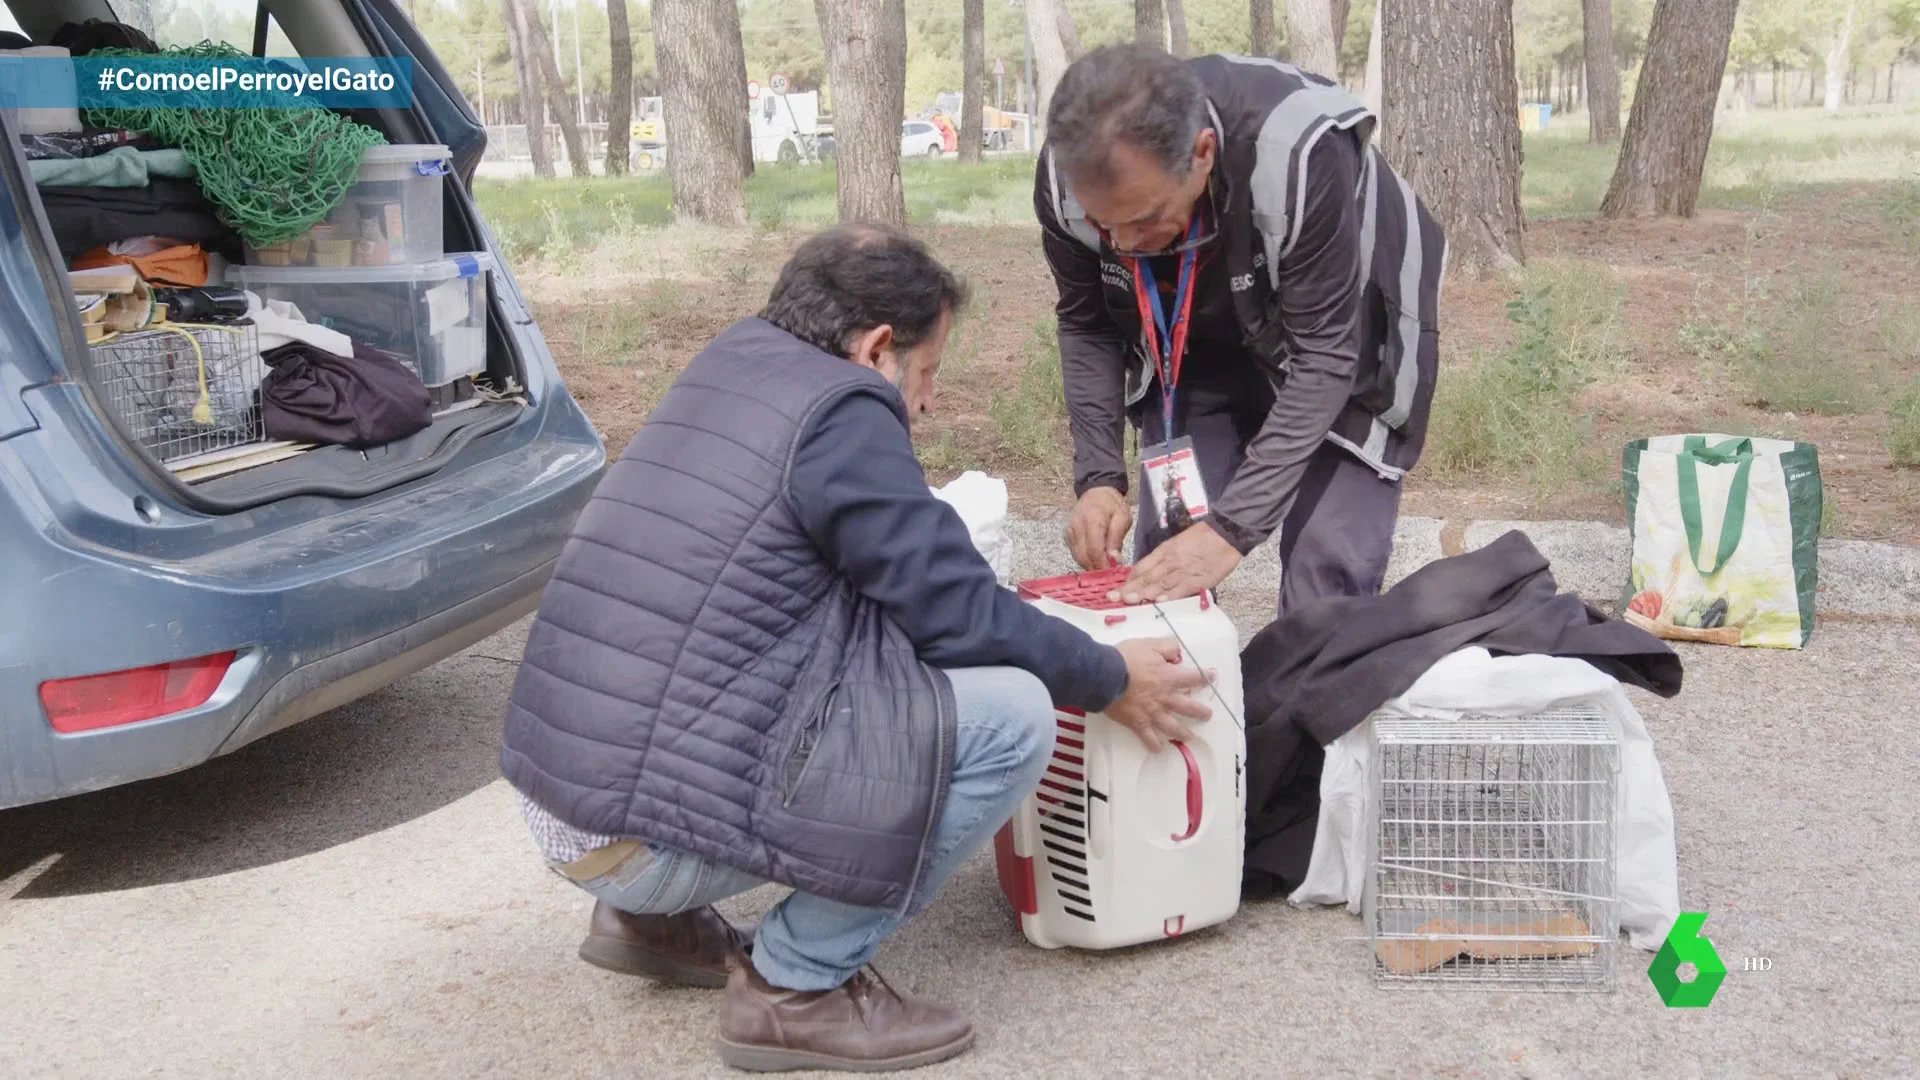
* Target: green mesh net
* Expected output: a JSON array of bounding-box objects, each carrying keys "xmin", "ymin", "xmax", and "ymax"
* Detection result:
[{"xmin": 84, "ymin": 42, "xmax": 389, "ymax": 249}]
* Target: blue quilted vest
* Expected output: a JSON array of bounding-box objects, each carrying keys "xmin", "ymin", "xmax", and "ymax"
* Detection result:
[{"xmin": 502, "ymin": 318, "xmax": 958, "ymax": 915}]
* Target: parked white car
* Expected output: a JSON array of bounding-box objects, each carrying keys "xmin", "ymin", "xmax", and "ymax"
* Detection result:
[{"xmin": 902, "ymin": 120, "xmax": 945, "ymax": 157}]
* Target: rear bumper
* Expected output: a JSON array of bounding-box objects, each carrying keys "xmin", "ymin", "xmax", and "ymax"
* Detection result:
[
  {"xmin": 214, "ymin": 556, "xmax": 551, "ymax": 754},
  {"xmin": 0, "ymin": 425, "xmax": 602, "ymax": 811}
]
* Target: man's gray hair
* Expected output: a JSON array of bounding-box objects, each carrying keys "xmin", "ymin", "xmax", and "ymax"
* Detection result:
[{"xmin": 1046, "ymin": 44, "xmax": 1211, "ymax": 189}]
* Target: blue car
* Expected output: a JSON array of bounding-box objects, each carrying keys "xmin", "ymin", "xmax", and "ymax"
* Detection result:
[{"xmin": 0, "ymin": 2, "xmax": 605, "ymax": 809}]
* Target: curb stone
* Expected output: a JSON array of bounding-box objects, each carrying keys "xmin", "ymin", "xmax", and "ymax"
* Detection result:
[{"xmin": 1003, "ymin": 513, "xmax": 1920, "ymax": 620}]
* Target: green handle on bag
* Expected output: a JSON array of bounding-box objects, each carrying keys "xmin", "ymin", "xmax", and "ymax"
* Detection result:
[
  {"xmin": 1684, "ymin": 435, "xmax": 1754, "ymax": 463},
  {"xmin": 1676, "ymin": 437, "xmax": 1753, "ymax": 577}
]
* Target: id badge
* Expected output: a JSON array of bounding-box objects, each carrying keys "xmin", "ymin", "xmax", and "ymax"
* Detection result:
[{"xmin": 1140, "ymin": 436, "xmax": 1209, "ymax": 531}]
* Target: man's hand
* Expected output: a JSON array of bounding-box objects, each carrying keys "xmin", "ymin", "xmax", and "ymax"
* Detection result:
[
  {"xmin": 1110, "ymin": 521, "xmax": 1241, "ymax": 604},
  {"xmin": 1066, "ymin": 486, "xmax": 1132, "ymax": 571},
  {"xmin": 1106, "ymin": 638, "xmax": 1214, "ymax": 752}
]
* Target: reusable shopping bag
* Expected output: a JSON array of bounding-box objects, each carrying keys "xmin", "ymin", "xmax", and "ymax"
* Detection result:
[{"xmin": 1620, "ymin": 435, "xmax": 1822, "ymax": 649}]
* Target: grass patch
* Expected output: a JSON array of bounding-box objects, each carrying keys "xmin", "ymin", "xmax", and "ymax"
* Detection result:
[
  {"xmin": 1889, "ymin": 383, "xmax": 1920, "ymax": 467},
  {"xmin": 1821, "ymin": 494, "xmax": 1843, "ymax": 538},
  {"xmin": 1730, "ymin": 275, "xmax": 1874, "ymax": 415},
  {"xmin": 986, "ymin": 314, "xmax": 1070, "ymax": 476},
  {"xmin": 1520, "ymin": 107, "xmax": 1920, "ymax": 218},
  {"xmin": 476, "ymin": 158, "xmax": 1038, "ymax": 263},
  {"xmin": 477, "ymin": 109, "xmax": 1920, "ymax": 248},
  {"xmin": 1517, "ymin": 133, "xmax": 1621, "ymax": 221},
  {"xmin": 916, "ymin": 428, "xmax": 985, "ymax": 481},
  {"xmin": 1423, "ymin": 263, "xmax": 1620, "ymax": 489}
]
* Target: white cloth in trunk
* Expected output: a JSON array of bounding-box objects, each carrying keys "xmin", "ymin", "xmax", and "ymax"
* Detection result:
[{"xmin": 245, "ymin": 290, "xmax": 352, "ymax": 358}]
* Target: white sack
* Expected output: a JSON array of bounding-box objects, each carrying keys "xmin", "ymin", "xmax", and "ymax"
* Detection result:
[
  {"xmin": 931, "ymin": 470, "xmax": 1011, "ymax": 585},
  {"xmin": 1287, "ymin": 647, "xmax": 1681, "ymax": 952}
]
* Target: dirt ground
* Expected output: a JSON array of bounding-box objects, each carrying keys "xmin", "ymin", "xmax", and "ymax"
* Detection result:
[{"xmin": 527, "ymin": 186, "xmax": 1920, "ymax": 544}]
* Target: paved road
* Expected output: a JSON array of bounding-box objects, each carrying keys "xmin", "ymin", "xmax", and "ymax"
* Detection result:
[{"xmin": 3, "ymin": 610, "xmax": 1916, "ymax": 1078}]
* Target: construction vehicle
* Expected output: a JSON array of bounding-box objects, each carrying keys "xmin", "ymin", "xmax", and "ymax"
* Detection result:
[
  {"xmin": 930, "ymin": 93, "xmax": 1019, "ymax": 151},
  {"xmin": 752, "ymin": 88, "xmax": 821, "ymax": 165},
  {"xmin": 627, "ymin": 90, "xmax": 821, "ymax": 171},
  {"xmin": 630, "ymin": 96, "xmax": 665, "ymax": 172}
]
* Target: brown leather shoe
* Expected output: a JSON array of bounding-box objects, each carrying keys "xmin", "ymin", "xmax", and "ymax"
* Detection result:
[
  {"xmin": 716, "ymin": 950, "xmax": 974, "ymax": 1072},
  {"xmin": 577, "ymin": 902, "xmax": 753, "ymax": 989}
]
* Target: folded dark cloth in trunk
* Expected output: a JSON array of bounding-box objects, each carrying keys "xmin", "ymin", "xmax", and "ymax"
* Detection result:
[
  {"xmin": 1239, "ymin": 529, "xmax": 1684, "ymax": 899},
  {"xmin": 261, "ymin": 341, "xmax": 432, "ymax": 449},
  {"xmin": 37, "ymin": 178, "xmax": 239, "ymax": 262}
]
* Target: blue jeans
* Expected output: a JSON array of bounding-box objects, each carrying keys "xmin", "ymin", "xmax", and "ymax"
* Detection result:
[{"xmin": 563, "ymin": 666, "xmax": 1055, "ymax": 991}]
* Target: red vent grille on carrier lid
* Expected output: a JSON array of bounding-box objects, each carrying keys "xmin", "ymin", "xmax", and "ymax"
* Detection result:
[
  {"xmin": 1017, "ymin": 567, "xmax": 1210, "ymax": 614},
  {"xmin": 1017, "ymin": 567, "xmax": 1134, "ymax": 610}
]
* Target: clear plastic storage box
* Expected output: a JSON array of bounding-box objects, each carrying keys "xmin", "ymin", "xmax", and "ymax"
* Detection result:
[
  {"xmin": 230, "ymin": 253, "xmax": 493, "ymax": 387},
  {"xmin": 245, "ymin": 144, "xmax": 452, "ymax": 268}
]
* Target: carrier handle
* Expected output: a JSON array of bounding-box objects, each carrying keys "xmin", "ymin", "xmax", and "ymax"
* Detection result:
[{"xmin": 1170, "ymin": 740, "xmax": 1202, "ymax": 842}]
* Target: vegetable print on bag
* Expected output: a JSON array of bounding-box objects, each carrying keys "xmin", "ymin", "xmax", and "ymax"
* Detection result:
[{"xmin": 1620, "ymin": 434, "xmax": 1823, "ymax": 649}]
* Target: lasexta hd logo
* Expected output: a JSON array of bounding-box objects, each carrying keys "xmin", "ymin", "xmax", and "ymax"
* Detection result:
[{"xmin": 1649, "ymin": 911, "xmax": 1727, "ymax": 1007}]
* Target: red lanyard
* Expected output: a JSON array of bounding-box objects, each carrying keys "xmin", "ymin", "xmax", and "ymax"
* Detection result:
[{"xmin": 1128, "ymin": 214, "xmax": 1203, "ymax": 437}]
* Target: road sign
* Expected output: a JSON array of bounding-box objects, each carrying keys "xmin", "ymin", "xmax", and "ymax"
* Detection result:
[
  {"xmin": 993, "ymin": 57, "xmax": 1005, "ymax": 77},
  {"xmin": 770, "ymin": 73, "xmax": 790, "ymax": 95},
  {"xmin": 747, "ymin": 79, "xmax": 760, "ymax": 99}
]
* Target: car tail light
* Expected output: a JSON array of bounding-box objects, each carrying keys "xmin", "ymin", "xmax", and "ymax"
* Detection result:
[{"xmin": 39, "ymin": 652, "xmax": 236, "ymax": 734}]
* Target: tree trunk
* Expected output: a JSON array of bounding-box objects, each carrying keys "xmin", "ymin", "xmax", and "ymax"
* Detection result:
[
  {"xmin": 819, "ymin": 0, "xmax": 909, "ymax": 225},
  {"xmin": 1331, "ymin": 0, "xmax": 1351, "ymax": 55},
  {"xmin": 1136, "ymin": 0, "xmax": 1165, "ymax": 48},
  {"xmin": 1382, "ymin": 0, "xmax": 1524, "ymax": 277},
  {"xmin": 960, "ymin": 0, "xmax": 986, "ymax": 163},
  {"xmin": 1599, "ymin": 0, "xmax": 1739, "ymax": 219},
  {"xmin": 1028, "ymin": 0, "xmax": 1072, "ymax": 141},
  {"xmin": 520, "ymin": 1, "xmax": 591, "ymax": 176},
  {"xmin": 1824, "ymin": 4, "xmax": 1855, "ymax": 112},
  {"xmin": 1363, "ymin": 0, "xmax": 1383, "ymax": 121},
  {"xmin": 1285, "ymin": 0, "xmax": 1341, "ymax": 79},
  {"xmin": 1251, "ymin": 0, "xmax": 1275, "ymax": 57},
  {"xmin": 504, "ymin": 0, "xmax": 554, "ymax": 177},
  {"xmin": 1165, "ymin": 0, "xmax": 1190, "ymax": 58},
  {"xmin": 654, "ymin": 0, "xmax": 749, "ymax": 223},
  {"xmin": 605, "ymin": 0, "xmax": 634, "ymax": 176},
  {"xmin": 1057, "ymin": 2, "xmax": 1085, "ymax": 61}
]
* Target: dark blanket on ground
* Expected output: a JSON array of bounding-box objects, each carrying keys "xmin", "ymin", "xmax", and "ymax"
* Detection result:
[{"xmin": 1239, "ymin": 529, "xmax": 1684, "ymax": 899}]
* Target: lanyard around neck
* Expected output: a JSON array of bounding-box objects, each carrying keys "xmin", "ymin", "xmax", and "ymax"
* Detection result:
[{"xmin": 1128, "ymin": 213, "xmax": 1203, "ymax": 438}]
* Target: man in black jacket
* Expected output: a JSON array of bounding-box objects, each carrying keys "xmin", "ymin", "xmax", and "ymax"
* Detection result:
[
  {"xmin": 503, "ymin": 225, "xmax": 1212, "ymax": 1072},
  {"xmin": 1037, "ymin": 45, "xmax": 1447, "ymax": 616}
]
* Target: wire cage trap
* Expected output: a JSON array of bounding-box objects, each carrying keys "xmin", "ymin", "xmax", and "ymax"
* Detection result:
[
  {"xmin": 86, "ymin": 322, "xmax": 267, "ymax": 466},
  {"xmin": 1363, "ymin": 710, "xmax": 1621, "ymax": 992}
]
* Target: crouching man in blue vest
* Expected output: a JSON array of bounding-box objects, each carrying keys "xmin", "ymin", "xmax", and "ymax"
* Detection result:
[
  {"xmin": 1038, "ymin": 45, "xmax": 1447, "ymax": 615},
  {"xmin": 501, "ymin": 225, "xmax": 1212, "ymax": 1073}
]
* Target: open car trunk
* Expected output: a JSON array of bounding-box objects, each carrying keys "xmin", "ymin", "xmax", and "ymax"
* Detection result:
[{"xmin": 7, "ymin": 0, "xmax": 528, "ymax": 514}]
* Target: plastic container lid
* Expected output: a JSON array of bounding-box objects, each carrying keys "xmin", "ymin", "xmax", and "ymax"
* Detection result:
[
  {"xmin": 357, "ymin": 143, "xmax": 453, "ymax": 178},
  {"xmin": 359, "ymin": 143, "xmax": 451, "ymax": 164},
  {"xmin": 230, "ymin": 252, "xmax": 493, "ymax": 285}
]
